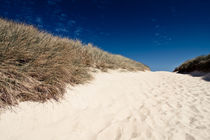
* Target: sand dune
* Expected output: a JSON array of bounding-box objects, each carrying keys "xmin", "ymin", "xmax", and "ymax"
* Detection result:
[{"xmin": 0, "ymin": 71, "xmax": 210, "ymax": 140}]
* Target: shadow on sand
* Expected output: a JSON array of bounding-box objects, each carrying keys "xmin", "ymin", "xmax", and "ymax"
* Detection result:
[
  {"xmin": 189, "ymin": 71, "xmax": 210, "ymax": 82},
  {"xmin": 176, "ymin": 71, "xmax": 210, "ymax": 82}
]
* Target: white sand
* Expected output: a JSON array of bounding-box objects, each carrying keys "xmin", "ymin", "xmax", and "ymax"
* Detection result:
[{"xmin": 0, "ymin": 71, "xmax": 210, "ymax": 140}]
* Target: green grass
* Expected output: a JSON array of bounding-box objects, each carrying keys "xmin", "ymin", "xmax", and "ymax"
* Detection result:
[
  {"xmin": 174, "ymin": 54, "xmax": 210, "ymax": 73},
  {"xmin": 0, "ymin": 18, "xmax": 149, "ymax": 109}
]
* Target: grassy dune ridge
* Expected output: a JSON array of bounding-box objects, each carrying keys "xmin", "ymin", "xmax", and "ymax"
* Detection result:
[
  {"xmin": 0, "ymin": 18, "xmax": 149, "ymax": 108},
  {"xmin": 174, "ymin": 54, "xmax": 210, "ymax": 73}
]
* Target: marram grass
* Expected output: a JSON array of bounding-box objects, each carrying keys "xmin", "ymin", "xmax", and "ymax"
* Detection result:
[
  {"xmin": 0, "ymin": 18, "xmax": 149, "ymax": 109},
  {"xmin": 174, "ymin": 54, "xmax": 210, "ymax": 73}
]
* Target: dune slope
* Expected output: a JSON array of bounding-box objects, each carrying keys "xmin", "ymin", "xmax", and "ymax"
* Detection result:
[
  {"xmin": 174, "ymin": 54, "xmax": 210, "ymax": 73},
  {"xmin": 0, "ymin": 18, "xmax": 149, "ymax": 108},
  {"xmin": 0, "ymin": 71, "xmax": 210, "ymax": 140}
]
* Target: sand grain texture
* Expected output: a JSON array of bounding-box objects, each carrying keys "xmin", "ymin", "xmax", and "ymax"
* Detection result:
[{"xmin": 0, "ymin": 71, "xmax": 210, "ymax": 140}]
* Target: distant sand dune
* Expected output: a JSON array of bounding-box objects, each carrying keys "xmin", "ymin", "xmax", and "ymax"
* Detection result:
[{"xmin": 0, "ymin": 71, "xmax": 210, "ymax": 140}]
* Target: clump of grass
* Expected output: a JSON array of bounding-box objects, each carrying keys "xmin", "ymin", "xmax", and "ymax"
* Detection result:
[
  {"xmin": 174, "ymin": 54, "xmax": 210, "ymax": 73},
  {"xmin": 0, "ymin": 18, "xmax": 149, "ymax": 109}
]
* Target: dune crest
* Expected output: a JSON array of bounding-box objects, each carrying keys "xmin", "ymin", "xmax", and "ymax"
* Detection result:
[{"xmin": 0, "ymin": 71, "xmax": 210, "ymax": 140}]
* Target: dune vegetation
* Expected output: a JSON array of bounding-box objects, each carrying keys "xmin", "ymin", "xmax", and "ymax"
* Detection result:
[
  {"xmin": 174, "ymin": 54, "xmax": 210, "ymax": 73},
  {"xmin": 0, "ymin": 18, "xmax": 149, "ymax": 108}
]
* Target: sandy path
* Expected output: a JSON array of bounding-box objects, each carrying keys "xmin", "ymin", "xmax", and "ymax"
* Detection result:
[{"xmin": 0, "ymin": 71, "xmax": 210, "ymax": 140}]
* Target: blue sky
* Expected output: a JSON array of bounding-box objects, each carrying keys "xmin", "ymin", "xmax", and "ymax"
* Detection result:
[{"xmin": 0, "ymin": 0, "xmax": 210, "ymax": 71}]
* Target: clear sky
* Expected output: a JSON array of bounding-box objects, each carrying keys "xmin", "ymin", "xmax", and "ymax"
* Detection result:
[{"xmin": 0, "ymin": 0, "xmax": 210, "ymax": 71}]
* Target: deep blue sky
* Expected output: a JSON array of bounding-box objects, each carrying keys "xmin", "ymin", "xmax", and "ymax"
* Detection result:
[{"xmin": 0, "ymin": 0, "xmax": 210, "ymax": 71}]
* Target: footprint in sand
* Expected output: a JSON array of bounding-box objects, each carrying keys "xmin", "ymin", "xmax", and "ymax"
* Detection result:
[{"xmin": 185, "ymin": 133, "xmax": 195, "ymax": 140}]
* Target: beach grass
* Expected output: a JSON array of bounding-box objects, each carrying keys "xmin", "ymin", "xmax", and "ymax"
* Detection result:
[
  {"xmin": 174, "ymin": 54, "xmax": 210, "ymax": 73},
  {"xmin": 0, "ymin": 18, "xmax": 149, "ymax": 108}
]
